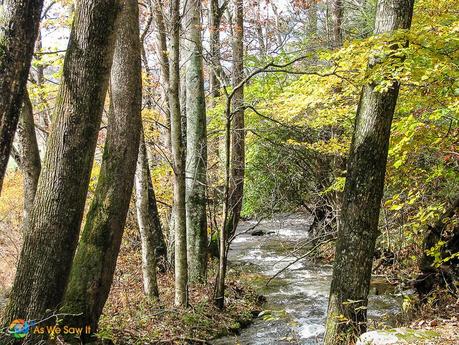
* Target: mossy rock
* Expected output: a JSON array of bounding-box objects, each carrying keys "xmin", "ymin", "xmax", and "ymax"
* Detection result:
[{"xmin": 357, "ymin": 328, "xmax": 440, "ymax": 344}]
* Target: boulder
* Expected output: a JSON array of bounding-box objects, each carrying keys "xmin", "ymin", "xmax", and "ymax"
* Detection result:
[{"xmin": 356, "ymin": 328, "xmax": 440, "ymax": 344}]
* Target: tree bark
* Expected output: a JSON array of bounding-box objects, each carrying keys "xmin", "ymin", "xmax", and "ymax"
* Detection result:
[
  {"xmin": 62, "ymin": 0, "xmax": 142, "ymax": 340},
  {"xmin": 169, "ymin": 0, "xmax": 188, "ymax": 307},
  {"xmin": 308, "ymin": 0, "xmax": 318, "ymax": 38},
  {"xmin": 135, "ymin": 129, "xmax": 161, "ymax": 298},
  {"xmin": 215, "ymin": 0, "xmax": 244, "ymax": 310},
  {"xmin": 16, "ymin": 89, "xmax": 41, "ymax": 223},
  {"xmin": 184, "ymin": 0, "xmax": 208, "ymax": 283},
  {"xmin": 324, "ymin": 1, "xmax": 414, "ymax": 344},
  {"xmin": 226, "ymin": 0, "xmax": 245, "ymax": 239},
  {"xmin": 254, "ymin": 0, "xmax": 266, "ymax": 58},
  {"xmin": 209, "ymin": 0, "xmax": 224, "ymax": 100},
  {"xmin": 59, "ymin": 1, "xmax": 141, "ymax": 339},
  {"xmin": 0, "ymin": 0, "xmax": 43, "ymax": 193},
  {"xmin": 151, "ymin": 0, "xmax": 172, "ymax": 152},
  {"xmin": 2, "ymin": 0, "xmax": 119, "ymax": 325},
  {"xmin": 331, "ymin": 0, "xmax": 343, "ymax": 48}
]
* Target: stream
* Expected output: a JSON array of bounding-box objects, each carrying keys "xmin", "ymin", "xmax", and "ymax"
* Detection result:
[{"xmin": 213, "ymin": 214, "xmax": 402, "ymax": 345}]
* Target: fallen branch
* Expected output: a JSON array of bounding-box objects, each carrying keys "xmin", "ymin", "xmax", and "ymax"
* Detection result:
[{"xmin": 266, "ymin": 238, "xmax": 334, "ymax": 286}]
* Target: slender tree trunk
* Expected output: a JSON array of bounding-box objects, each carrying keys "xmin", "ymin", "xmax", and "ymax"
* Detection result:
[
  {"xmin": 135, "ymin": 129, "xmax": 161, "ymax": 297},
  {"xmin": 331, "ymin": 0, "xmax": 343, "ymax": 48},
  {"xmin": 151, "ymin": 0, "xmax": 172, "ymax": 152},
  {"xmin": 0, "ymin": 0, "xmax": 43, "ymax": 193},
  {"xmin": 215, "ymin": 0, "xmax": 244, "ymax": 310},
  {"xmin": 59, "ymin": 1, "xmax": 141, "ymax": 339},
  {"xmin": 209, "ymin": 0, "xmax": 224, "ymax": 101},
  {"xmin": 169, "ymin": 0, "xmax": 188, "ymax": 307},
  {"xmin": 270, "ymin": 2, "xmax": 284, "ymax": 49},
  {"xmin": 215, "ymin": 96, "xmax": 231, "ymax": 310},
  {"xmin": 255, "ymin": 0, "xmax": 266, "ymax": 58},
  {"xmin": 308, "ymin": 0, "xmax": 318, "ymax": 38},
  {"xmin": 16, "ymin": 89, "xmax": 41, "ymax": 223},
  {"xmin": 184, "ymin": 0, "xmax": 208, "ymax": 283},
  {"xmin": 324, "ymin": 1, "xmax": 415, "ymax": 343},
  {"xmin": 226, "ymin": 0, "xmax": 244, "ymax": 239},
  {"xmin": 2, "ymin": 0, "xmax": 119, "ymax": 325}
]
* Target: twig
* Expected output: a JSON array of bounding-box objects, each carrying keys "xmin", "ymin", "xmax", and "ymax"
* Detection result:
[{"xmin": 266, "ymin": 238, "xmax": 333, "ymax": 286}]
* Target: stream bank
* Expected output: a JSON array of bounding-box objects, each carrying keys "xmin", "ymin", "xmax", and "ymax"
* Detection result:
[{"xmin": 213, "ymin": 214, "xmax": 403, "ymax": 345}]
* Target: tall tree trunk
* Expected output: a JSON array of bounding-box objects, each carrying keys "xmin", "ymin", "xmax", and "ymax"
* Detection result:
[
  {"xmin": 215, "ymin": 0, "xmax": 244, "ymax": 310},
  {"xmin": 60, "ymin": 0, "xmax": 141, "ymax": 339},
  {"xmin": 2, "ymin": 0, "xmax": 119, "ymax": 325},
  {"xmin": 254, "ymin": 0, "xmax": 266, "ymax": 58},
  {"xmin": 169, "ymin": 0, "xmax": 188, "ymax": 307},
  {"xmin": 0, "ymin": 0, "xmax": 43, "ymax": 193},
  {"xmin": 209, "ymin": 0, "xmax": 224, "ymax": 101},
  {"xmin": 226, "ymin": 0, "xmax": 245, "ymax": 239},
  {"xmin": 184, "ymin": 0, "xmax": 208, "ymax": 283},
  {"xmin": 152, "ymin": 0, "xmax": 172, "ymax": 152},
  {"xmin": 135, "ymin": 129, "xmax": 161, "ymax": 298},
  {"xmin": 331, "ymin": 0, "xmax": 343, "ymax": 48},
  {"xmin": 308, "ymin": 0, "xmax": 318, "ymax": 38},
  {"xmin": 16, "ymin": 89, "xmax": 41, "ymax": 223},
  {"xmin": 324, "ymin": 1, "xmax": 414, "ymax": 344}
]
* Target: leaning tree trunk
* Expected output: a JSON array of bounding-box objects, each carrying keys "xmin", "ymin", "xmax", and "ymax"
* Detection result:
[
  {"xmin": 0, "ymin": 0, "xmax": 43, "ymax": 193},
  {"xmin": 169, "ymin": 0, "xmax": 188, "ymax": 307},
  {"xmin": 15, "ymin": 89, "xmax": 41, "ymax": 223},
  {"xmin": 226, "ymin": 0, "xmax": 245, "ymax": 239},
  {"xmin": 59, "ymin": 0, "xmax": 141, "ymax": 340},
  {"xmin": 324, "ymin": 1, "xmax": 415, "ymax": 344},
  {"xmin": 2, "ymin": 0, "xmax": 119, "ymax": 326},
  {"xmin": 135, "ymin": 129, "xmax": 167, "ymax": 295},
  {"xmin": 184, "ymin": 0, "xmax": 208, "ymax": 283}
]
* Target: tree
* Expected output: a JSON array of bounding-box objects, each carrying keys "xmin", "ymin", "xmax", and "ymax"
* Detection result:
[
  {"xmin": 330, "ymin": 0, "xmax": 343, "ymax": 48},
  {"xmin": 308, "ymin": 0, "xmax": 318, "ymax": 38},
  {"xmin": 184, "ymin": 0, "xmax": 208, "ymax": 283},
  {"xmin": 215, "ymin": 0, "xmax": 244, "ymax": 309},
  {"xmin": 152, "ymin": 0, "xmax": 171, "ymax": 150},
  {"xmin": 135, "ymin": 128, "xmax": 166, "ymax": 296},
  {"xmin": 11, "ymin": 89, "xmax": 41, "ymax": 223},
  {"xmin": 226, "ymin": 0, "xmax": 245, "ymax": 241},
  {"xmin": 209, "ymin": 0, "xmax": 227, "ymax": 101},
  {"xmin": 0, "ymin": 0, "xmax": 44, "ymax": 193},
  {"xmin": 168, "ymin": 0, "xmax": 188, "ymax": 307},
  {"xmin": 60, "ymin": 1, "xmax": 142, "ymax": 339},
  {"xmin": 2, "ymin": 0, "xmax": 119, "ymax": 325},
  {"xmin": 254, "ymin": 0, "xmax": 266, "ymax": 58},
  {"xmin": 324, "ymin": 0, "xmax": 415, "ymax": 343}
]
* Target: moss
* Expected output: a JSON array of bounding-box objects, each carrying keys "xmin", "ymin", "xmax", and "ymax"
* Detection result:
[{"xmin": 394, "ymin": 328, "xmax": 440, "ymax": 341}]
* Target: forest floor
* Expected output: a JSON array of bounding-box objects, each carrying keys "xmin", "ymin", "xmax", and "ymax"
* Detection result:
[{"xmin": 97, "ymin": 234, "xmax": 264, "ymax": 345}]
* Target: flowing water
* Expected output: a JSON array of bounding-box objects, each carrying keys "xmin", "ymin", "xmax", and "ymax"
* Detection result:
[{"xmin": 213, "ymin": 214, "xmax": 402, "ymax": 345}]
